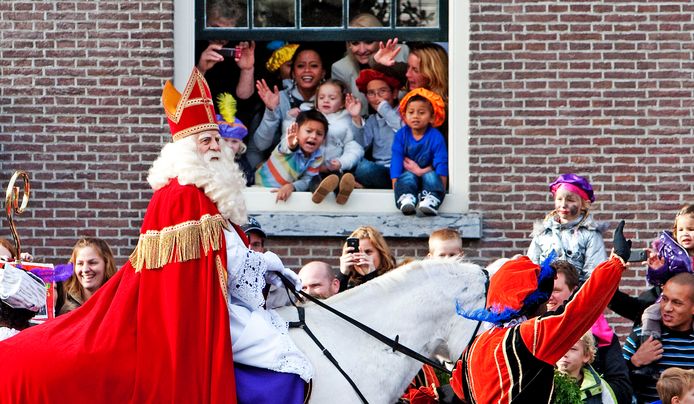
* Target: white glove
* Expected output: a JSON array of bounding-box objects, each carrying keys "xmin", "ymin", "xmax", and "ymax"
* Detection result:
[{"xmin": 263, "ymin": 251, "xmax": 302, "ymax": 291}]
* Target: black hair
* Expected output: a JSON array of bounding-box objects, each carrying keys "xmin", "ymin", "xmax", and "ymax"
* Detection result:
[
  {"xmin": 0, "ymin": 300, "xmax": 35, "ymax": 331},
  {"xmin": 290, "ymin": 44, "xmax": 325, "ymax": 70},
  {"xmin": 405, "ymin": 94, "xmax": 434, "ymax": 111},
  {"xmin": 295, "ymin": 109, "xmax": 329, "ymax": 137}
]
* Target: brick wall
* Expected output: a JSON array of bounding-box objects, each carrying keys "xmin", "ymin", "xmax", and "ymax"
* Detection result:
[{"xmin": 2, "ymin": 1, "xmax": 694, "ymax": 337}]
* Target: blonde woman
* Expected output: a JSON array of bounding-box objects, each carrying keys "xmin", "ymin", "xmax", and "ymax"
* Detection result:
[
  {"xmin": 338, "ymin": 225, "xmax": 396, "ymax": 290},
  {"xmin": 57, "ymin": 237, "xmax": 117, "ymax": 315}
]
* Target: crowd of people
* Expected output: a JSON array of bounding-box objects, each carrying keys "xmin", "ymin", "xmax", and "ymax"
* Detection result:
[{"xmin": 198, "ymin": 2, "xmax": 450, "ymax": 215}]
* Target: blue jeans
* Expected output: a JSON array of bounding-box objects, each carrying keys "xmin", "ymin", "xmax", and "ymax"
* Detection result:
[
  {"xmin": 393, "ymin": 171, "xmax": 445, "ymax": 206},
  {"xmin": 354, "ymin": 160, "xmax": 392, "ymax": 189}
]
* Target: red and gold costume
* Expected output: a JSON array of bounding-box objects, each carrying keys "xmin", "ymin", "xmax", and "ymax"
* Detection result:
[
  {"xmin": 0, "ymin": 68, "xmax": 238, "ymax": 403},
  {"xmin": 451, "ymin": 256, "xmax": 625, "ymax": 404}
]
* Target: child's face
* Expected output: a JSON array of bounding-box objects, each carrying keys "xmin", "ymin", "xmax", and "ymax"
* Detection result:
[
  {"xmin": 556, "ymin": 340, "xmax": 589, "ymax": 378},
  {"xmin": 404, "ymin": 100, "xmax": 434, "ymax": 131},
  {"xmin": 365, "ymin": 79, "xmax": 395, "ymax": 110},
  {"xmin": 678, "ymin": 385, "xmax": 694, "ymax": 404},
  {"xmin": 297, "ymin": 119, "xmax": 326, "ymax": 156},
  {"xmin": 553, "ymin": 188, "xmax": 584, "ymax": 223},
  {"xmin": 547, "ymin": 272, "xmax": 574, "ymax": 312},
  {"xmin": 676, "ymin": 214, "xmax": 694, "ymax": 254},
  {"xmin": 316, "ymin": 83, "xmax": 344, "ymax": 115},
  {"xmin": 279, "ymin": 61, "xmax": 292, "ymax": 80},
  {"xmin": 224, "ymin": 138, "xmax": 243, "ymax": 154},
  {"xmin": 428, "ymin": 239, "xmax": 463, "ymax": 258}
]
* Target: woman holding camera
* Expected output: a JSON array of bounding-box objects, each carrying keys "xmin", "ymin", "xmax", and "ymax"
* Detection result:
[{"xmin": 338, "ymin": 226, "xmax": 396, "ymax": 291}]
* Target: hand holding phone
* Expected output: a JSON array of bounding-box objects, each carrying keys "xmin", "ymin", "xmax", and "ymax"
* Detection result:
[
  {"xmin": 346, "ymin": 237, "xmax": 360, "ymax": 252},
  {"xmin": 627, "ymin": 249, "xmax": 648, "ymax": 262},
  {"xmin": 216, "ymin": 47, "xmax": 237, "ymax": 58}
]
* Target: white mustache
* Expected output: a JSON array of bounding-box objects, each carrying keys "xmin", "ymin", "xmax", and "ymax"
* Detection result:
[{"xmin": 204, "ymin": 151, "xmax": 222, "ymax": 162}]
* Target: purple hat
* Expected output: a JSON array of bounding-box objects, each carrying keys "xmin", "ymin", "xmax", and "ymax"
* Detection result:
[
  {"xmin": 647, "ymin": 231, "xmax": 693, "ymax": 286},
  {"xmin": 549, "ymin": 173, "xmax": 595, "ymax": 203},
  {"xmin": 216, "ymin": 114, "xmax": 248, "ymax": 141}
]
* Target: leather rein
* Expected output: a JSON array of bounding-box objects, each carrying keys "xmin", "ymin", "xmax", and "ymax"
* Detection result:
[{"xmin": 278, "ymin": 268, "xmax": 490, "ymax": 404}]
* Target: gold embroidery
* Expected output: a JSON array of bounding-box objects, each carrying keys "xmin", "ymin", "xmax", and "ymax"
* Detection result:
[
  {"xmin": 129, "ymin": 213, "xmax": 226, "ymax": 271},
  {"xmin": 215, "ymin": 254, "xmax": 229, "ymax": 302},
  {"xmin": 172, "ymin": 123, "xmax": 219, "ymax": 142}
]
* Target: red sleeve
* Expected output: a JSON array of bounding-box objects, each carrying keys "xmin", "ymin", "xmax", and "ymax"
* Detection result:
[{"xmin": 520, "ymin": 256, "xmax": 625, "ymax": 365}]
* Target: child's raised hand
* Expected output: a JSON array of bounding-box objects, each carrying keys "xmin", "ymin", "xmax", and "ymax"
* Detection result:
[
  {"xmin": 256, "ymin": 79, "xmax": 280, "ymax": 110},
  {"xmin": 646, "ymin": 248, "xmax": 665, "ymax": 269},
  {"xmin": 271, "ymin": 183, "xmax": 294, "ymax": 202},
  {"xmin": 374, "ymin": 38, "xmax": 401, "ymax": 67},
  {"xmin": 345, "ymin": 93, "xmax": 362, "ymax": 118},
  {"xmin": 286, "ymin": 122, "xmax": 299, "ymax": 149}
]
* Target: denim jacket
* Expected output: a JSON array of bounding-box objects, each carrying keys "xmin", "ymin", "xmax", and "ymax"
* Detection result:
[{"xmin": 527, "ymin": 214, "xmax": 607, "ymax": 283}]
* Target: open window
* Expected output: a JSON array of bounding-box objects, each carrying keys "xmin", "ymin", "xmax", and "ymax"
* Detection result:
[{"xmin": 174, "ymin": 0, "xmax": 477, "ymax": 236}]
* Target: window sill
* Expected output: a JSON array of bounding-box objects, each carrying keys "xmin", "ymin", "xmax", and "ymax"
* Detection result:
[{"xmin": 243, "ymin": 187, "xmax": 482, "ymax": 239}]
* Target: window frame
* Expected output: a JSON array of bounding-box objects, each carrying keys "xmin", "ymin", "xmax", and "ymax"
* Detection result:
[
  {"xmin": 196, "ymin": 0, "xmax": 449, "ymax": 42},
  {"xmin": 174, "ymin": 0, "xmax": 470, "ymax": 215}
]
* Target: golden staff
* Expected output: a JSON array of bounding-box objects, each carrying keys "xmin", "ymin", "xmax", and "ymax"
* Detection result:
[{"xmin": 4, "ymin": 170, "xmax": 31, "ymax": 260}]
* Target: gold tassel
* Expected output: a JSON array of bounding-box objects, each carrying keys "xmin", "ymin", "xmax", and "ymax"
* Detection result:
[{"xmin": 129, "ymin": 214, "xmax": 227, "ymax": 271}]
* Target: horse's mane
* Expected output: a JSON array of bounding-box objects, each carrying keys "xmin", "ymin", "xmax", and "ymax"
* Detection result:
[{"xmin": 324, "ymin": 258, "xmax": 485, "ymax": 305}]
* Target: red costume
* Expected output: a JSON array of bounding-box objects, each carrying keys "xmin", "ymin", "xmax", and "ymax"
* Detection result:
[
  {"xmin": 451, "ymin": 256, "xmax": 625, "ymax": 404},
  {"xmin": 0, "ymin": 68, "xmax": 238, "ymax": 403}
]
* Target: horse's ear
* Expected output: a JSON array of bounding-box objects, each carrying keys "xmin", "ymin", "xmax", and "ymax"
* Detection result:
[{"xmin": 485, "ymin": 258, "xmax": 511, "ymax": 277}]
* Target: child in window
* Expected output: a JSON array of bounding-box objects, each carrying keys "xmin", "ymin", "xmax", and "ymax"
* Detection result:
[
  {"xmin": 390, "ymin": 88, "xmax": 447, "ymax": 216},
  {"xmin": 255, "ymin": 109, "xmax": 327, "ymax": 203},
  {"xmin": 556, "ymin": 331, "xmax": 618, "ymax": 404},
  {"xmin": 527, "ymin": 173, "xmax": 607, "ymax": 283},
  {"xmin": 307, "ymin": 79, "xmax": 364, "ymax": 205},
  {"xmin": 656, "ymin": 367, "xmax": 694, "ymax": 404},
  {"xmin": 264, "ymin": 42, "xmax": 299, "ymax": 91},
  {"xmin": 216, "ymin": 93, "xmax": 254, "ymax": 185},
  {"xmin": 351, "ymin": 68, "xmax": 404, "ymax": 189}
]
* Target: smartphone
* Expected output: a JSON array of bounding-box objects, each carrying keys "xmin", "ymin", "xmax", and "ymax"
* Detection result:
[
  {"xmin": 346, "ymin": 237, "xmax": 360, "ymax": 252},
  {"xmin": 216, "ymin": 47, "xmax": 237, "ymax": 58},
  {"xmin": 627, "ymin": 249, "xmax": 648, "ymax": 262}
]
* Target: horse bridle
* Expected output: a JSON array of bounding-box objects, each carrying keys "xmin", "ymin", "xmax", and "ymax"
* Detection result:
[{"xmin": 278, "ymin": 267, "xmax": 490, "ymax": 404}]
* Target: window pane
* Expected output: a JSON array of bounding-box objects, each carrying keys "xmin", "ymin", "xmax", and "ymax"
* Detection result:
[
  {"xmin": 254, "ymin": 0, "xmax": 294, "ymax": 27},
  {"xmin": 397, "ymin": 0, "xmax": 438, "ymax": 27},
  {"xmin": 302, "ymin": 0, "xmax": 343, "ymax": 27},
  {"xmin": 349, "ymin": 0, "xmax": 390, "ymax": 27},
  {"xmin": 206, "ymin": 0, "xmax": 248, "ymax": 28}
]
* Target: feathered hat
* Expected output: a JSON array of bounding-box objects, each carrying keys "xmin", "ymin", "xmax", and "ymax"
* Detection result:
[
  {"xmin": 266, "ymin": 43, "xmax": 299, "ymax": 73},
  {"xmin": 549, "ymin": 173, "xmax": 595, "ymax": 203},
  {"xmin": 398, "ymin": 88, "xmax": 446, "ymax": 128},
  {"xmin": 457, "ymin": 253, "xmax": 557, "ymax": 327},
  {"xmin": 215, "ymin": 93, "xmax": 248, "ymax": 140},
  {"xmin": 161, "ymin": 68, "xmax": 218, "ymax": 142},
  {"xmin": 355, "ymin": 68, "xmax": 402, "ymax": 94}
]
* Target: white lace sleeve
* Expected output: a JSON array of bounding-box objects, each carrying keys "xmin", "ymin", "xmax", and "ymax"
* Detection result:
[{"xmin": 224, "ymin": 228, "xmax": 268, "ymax": 309}]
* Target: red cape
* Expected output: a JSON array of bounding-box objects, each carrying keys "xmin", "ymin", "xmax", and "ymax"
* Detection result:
[{"xmin": 0, "ymin": 179, "xmax": 237, "ymax": 403}]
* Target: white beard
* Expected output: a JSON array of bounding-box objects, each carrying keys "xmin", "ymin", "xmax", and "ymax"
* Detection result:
[{"xmin": 147, "ymin": 137, "xmax": 248, "ymax": 225}]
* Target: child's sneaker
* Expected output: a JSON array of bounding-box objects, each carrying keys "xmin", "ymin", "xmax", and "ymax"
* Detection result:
[
  {"xmin": 336, "ymin": 173, "xmax": 355, "ymax": 205},
  {"xmin": 311, "ymin": 174, "xmax": 339, "ymax": 203},
  {"xmin": 397, "ymin": 193, "xmax": 417, "ymax": 215},
  {"xmin": 417, "ymin": 192, "xmax": 441, "ymax": 216}
]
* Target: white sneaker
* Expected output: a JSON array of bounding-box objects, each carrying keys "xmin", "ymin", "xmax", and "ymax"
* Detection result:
[
  {"xmin": 397, "ymin": 193, "xmax": 417, "ymax": 215},
  {"xmin": 417, "ymin": 192, "xmax": 441, "ymax": 216}
]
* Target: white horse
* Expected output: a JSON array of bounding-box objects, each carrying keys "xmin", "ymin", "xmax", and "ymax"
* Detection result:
[{"xmin": 276, "ymin": 259, "xmax": 490, "ymax": 404}]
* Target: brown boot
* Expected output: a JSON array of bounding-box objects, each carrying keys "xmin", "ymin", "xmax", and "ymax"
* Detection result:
[
  {"xmin": 336, "ymin": 173, "xmax": 355, "ymax": 205},
  {"xmin": 311, "ymin": 174, "xmax": 339, "ymax": 203}
]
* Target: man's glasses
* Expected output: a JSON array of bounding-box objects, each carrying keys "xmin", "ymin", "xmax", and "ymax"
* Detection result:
[{"xmin": 366, "ymin": 88, "xmax": 391, "ymax": 98}]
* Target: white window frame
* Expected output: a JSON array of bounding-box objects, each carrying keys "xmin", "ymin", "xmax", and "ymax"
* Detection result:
[{"xmin": 173, "ymin": 0, "xmax": 470, "ymax": 214}]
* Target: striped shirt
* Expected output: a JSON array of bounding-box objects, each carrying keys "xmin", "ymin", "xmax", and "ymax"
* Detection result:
[
  {"xmin": 623, "ymin": 326, "xmax": 694, "ymax": 403},
  {"xmin": 255, "ymin": 137, "xmax": 323, "ymax": 192}
]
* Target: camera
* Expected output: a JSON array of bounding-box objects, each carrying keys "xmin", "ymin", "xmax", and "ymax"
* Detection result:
[
  {"xmin": 216, "ymin": 47, "xmax": 236, "ymax": 58},
  {"xmin": 627, "ymin": 249, "xmax": 648, "ymax": 262},
  {"xmin": 346, "ymin": 237, "xmax": 360, "ymax": 252}
]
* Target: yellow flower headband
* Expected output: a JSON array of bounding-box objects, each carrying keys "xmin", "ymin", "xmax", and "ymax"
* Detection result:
[{"xmin": 266, "ymin": 44, "xmax": 299, "ymax": 72}]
